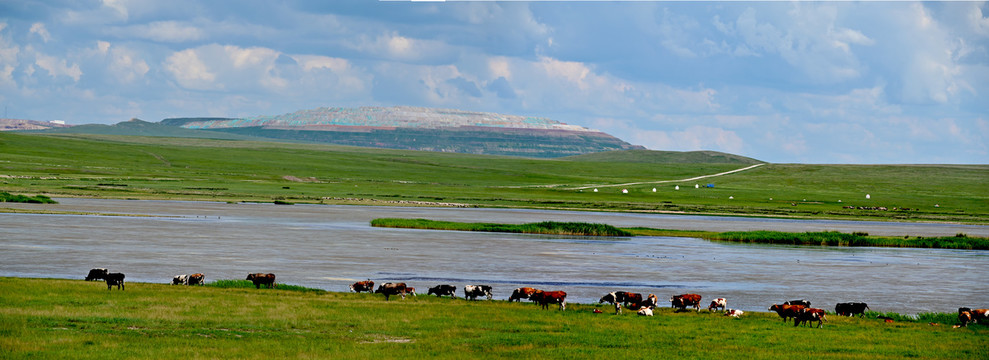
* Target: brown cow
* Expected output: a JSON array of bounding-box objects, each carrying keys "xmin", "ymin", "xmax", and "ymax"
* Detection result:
[
  {"xmin": 246, "ymin": 273, "xmax": 276, "ymax": 289},
  {"xmin": 509, "ymin": 287, "xmax": 538, "ymax": 302},
  {"xmin": 187, "ymin": 273, "xmax": 205, "ymax": 286},
  {"xmin": 795, "ymin": 308, "xmax": 828, "ymax": 328},
  {"xmin": 671, "ymin": 294, "xmax": 702, "ymax": 311},
  {"xmin": 350, "ymin": 280, "xmax": 374, "ymax": 293},
  {"xmin": 375, "ymin": 282, "xmax": 408, "ymax": 301},
  {"xmin": 959, "ymin": 311, "xmax": 973, "ymax": 327},
  {"xmin": 531, "ymin": 290, "xmax": 567, "ymax": 311},
  {"xmin": 623, "ymin": 292, "xmax": 643, "ymax": 308}
]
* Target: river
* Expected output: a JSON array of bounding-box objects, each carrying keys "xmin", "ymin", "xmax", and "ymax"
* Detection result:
[{"xmin": 2, "ymin": 198, "xmax": 986, "ymax": 314}]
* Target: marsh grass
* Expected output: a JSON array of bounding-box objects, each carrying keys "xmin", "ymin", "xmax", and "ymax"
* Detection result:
[
  {"xmin": 0, "ymin": 191, "xmax": 56, "ymax": 204},
  {"xmin": 371, "ymin": 218, "xmax": 632, "ymax": 236},
  {"xmin": 1, "ymin": 278, "xmax": 986, "ymax": 359}
]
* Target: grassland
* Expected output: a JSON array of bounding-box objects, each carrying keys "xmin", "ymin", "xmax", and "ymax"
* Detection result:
[
  {"xmin": 1, "ymin": 132, "xmax": 987, "ymax": 223},
  {"xmin": 2, "ymin": 278, "xmax": 986, "ymax": 359}
]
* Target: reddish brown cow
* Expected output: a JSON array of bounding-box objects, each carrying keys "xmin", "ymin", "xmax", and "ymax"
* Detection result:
[
  {"xmin": 769, "ymin": 304, "xmax": 806, "ymax": 323},
  {"xmin": 971, "ymin": 309, "xmax": 989, "ymax": 323},
  {"xmin": 530, "ymin": 290, "xmax": 567, "ymax": 311},
  {"xmin": 624, "ymin": 292, "xmax": 643, "ymax": 308},
  {"xmin": 795, "ymin": 308, "xmax": 828, "ymax": 328},
  {"xmin": 671, "ymin": 294, "xmax": 702, "ymax": 311},
  {"xmin": 959, "ymin": 311, "xmax": 973, "ymax": 327},
  {"xmin": 350, "ymin": 280, "xmax": 375, "ymax": 293},
  {"xmin": 509, "ymin": 287, "xmax": 538, "ymax": 302},
  {"xmin": 246, "ymin": 273, "xmax": 276, "ymax": 289}
]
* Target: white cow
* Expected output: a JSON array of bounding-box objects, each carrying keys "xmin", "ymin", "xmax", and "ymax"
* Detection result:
[
  {"xmin": 637, "ymin": 306, "xmax": 654, "ymax": 316},
  {"xmin": 708, "ymin": 298, "xmax": 727, "ymax": 311},
  {"xmin": 725, "ymin": 309, "xmax": 744, "ymax": 317}
]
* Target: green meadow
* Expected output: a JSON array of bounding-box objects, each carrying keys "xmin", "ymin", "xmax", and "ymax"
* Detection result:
[
  {"xmin": 2, "ymin": 132, "xmax": 986, "ymax": 223},
  {"xmin": 2, "ymin": 278, "xmax": 986, "ymax": 359}
]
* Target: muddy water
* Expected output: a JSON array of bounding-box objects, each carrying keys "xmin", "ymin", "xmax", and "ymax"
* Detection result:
[{"xmin": 2, "ymin": 198, "xmax": 987, "ymax": 314}]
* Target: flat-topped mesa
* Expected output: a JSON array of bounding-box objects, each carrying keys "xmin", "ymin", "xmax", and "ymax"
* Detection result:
[{"xmin": 176, "ymin": 106, "xmax": 600, "ymax": 133}]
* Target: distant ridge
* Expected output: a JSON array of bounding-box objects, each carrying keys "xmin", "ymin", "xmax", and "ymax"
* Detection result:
[
  {"xmin": 161, "ymin": 106, "xmax": 645, "ymax": 158},
  {"xmin": 0, "ymin": 118, "xmax": 71, "ymax": 131},
  {"xmin": 563, "ymin": 149, "xmax": 762, "ymax": 164},
  {"xmin": 26, "ymin": 118, "xmax": 257, "ymax": 140}
]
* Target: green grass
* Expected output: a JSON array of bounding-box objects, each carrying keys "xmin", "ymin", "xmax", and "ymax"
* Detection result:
[
  {"xmin": 1, "ymin": 132, "xmax": 986, "ymax": 223},
  {"xmin": 1, "ymin": 278, "xmax": 986, "ymax": 359},
  {"xmin": 371, "ymin": 219, "xmax": 632, "ymax": 236},
  {"xmin": 0, "ymin": 191, "xmax": 56, "ymax": 204}
]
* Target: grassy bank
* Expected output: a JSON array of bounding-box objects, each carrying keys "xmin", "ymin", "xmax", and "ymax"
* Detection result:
[
  {"xmin": 1, "ymin": 278, "xmax": 985, "ymax": 359},
  {"xmin": 373, "ymin": 220, "xmax": 989, "ymax": 250},
  {"xmin": 2, "ymin": 132, "xmax": 986, "ymax": 223},
  {"xmin": 370, "ymin": 218, "xmax": 632, "ymax": 236},
  {"xmin": 0, "ymin": 191, "xmax": 56, "ymax": 204}
]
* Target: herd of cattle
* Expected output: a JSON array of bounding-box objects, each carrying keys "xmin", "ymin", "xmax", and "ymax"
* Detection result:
[{"xmin": 83, "ymin": 269, "xmax": 986, "ymax": 328}]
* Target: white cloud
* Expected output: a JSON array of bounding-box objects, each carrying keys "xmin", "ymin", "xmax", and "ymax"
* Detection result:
[
  {"xmin": 34, "ymin": 53, "xmax": 82, "ymax": 82},
  {"xmin": 127, "ymin": 21, "xmax": 204, "ymax": 43},
  {"xmin": 29, "ymin": 23, "xmax": 51, "ymax": 43},
  {"xmin": 164, "ymin": 48, "xmax": 216, "ymax": 90},
  {"xmin": 105, "ymin": 43, "xmax": 149, "ymax": 83}
]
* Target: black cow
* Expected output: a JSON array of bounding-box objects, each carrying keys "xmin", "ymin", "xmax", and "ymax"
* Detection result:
[
  {"xmin": 835, "ymin": 302, "xmax": 870, "ymax": 317},
  {"xmin": 85, "ymin": 268, "xmax": 108, "ymax": 281},
  {"xmin": 246, "ymin": 273, "xmax": 276, "ymax": 289},
  {"xmin": 464, "ymin": 285, "xmax": 493, "ymax": 301},
  {"xmin": 105, "ymin": 273, "xmax": 125, "ymax": 290},
  {"xmin": 428, "ymin": 284, "xmax": 457, "ymax": 298}
]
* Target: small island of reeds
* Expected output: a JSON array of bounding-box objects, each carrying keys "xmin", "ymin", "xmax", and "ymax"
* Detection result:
[{"xmin": 370, "ymin": 218, "xmax": 633, "ymax": 236}]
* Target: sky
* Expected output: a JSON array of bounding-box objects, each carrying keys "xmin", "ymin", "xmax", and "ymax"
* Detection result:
[{"xmin": 1, "ymin": 0, "xmax": 987, "ymax": 164}]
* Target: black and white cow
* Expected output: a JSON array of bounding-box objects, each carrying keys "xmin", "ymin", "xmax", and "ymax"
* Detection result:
[
  {"xmin": 172, "ymin": 274, "xmax": 189, "ymax": 285},
  {"xmin": 784, "ymin": 299, "xmax": 811, "ymax": 307},
  {"xmin": 464, "ymin": 285, "xmax": 493, "ymax": 301},
  {"xmin": 427, "ymin": 284, "xmax": 457, "ymax": 298}
]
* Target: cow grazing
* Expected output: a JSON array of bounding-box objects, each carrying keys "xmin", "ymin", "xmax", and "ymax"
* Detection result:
[
  {"xmin": 350, "ymin": 280, "xmax": 375, "ymax": 293},
  {"xmin": 464, "ymin": 285, "xmax": 493, "ymax": 301},
  {"xmin": 769, "ymin": 304, "xmax": 806, "ymax": 323},
  {"xmin": 187, "ymin": 273, "xmax": 205, "ymax": 286},
  {"xmin": 708, "ymin": 298, "xmax": 727, "ymax": 312},
  {"xmin": 670, "ymin": 294, "xmax": 702, "ymax": 311},
  {"xmin": 531, "ymin": 290, "xmax": 567, "ymax": 311},
  {"xmin": 959, "ymin": 311, "xmax": 973, "ymax": 327},
  {"xmin": 725, "ymin": 309, "xmax": 744, "ymax": 318},
  {"xmin": 795, "ymin": 308, "xmax": 827, "ymax": 328},
  {"xmin": 172, "ymin": 274, "xmax": 189, "ymax": 285},
  {"xmin": 405, "ymin": 287, "xmax": 417, "ymax": 297},
  {"xmin": 784, "ymin": 299, "xmax": 811, "ymax": 307},
  {"xmin": 246, "ymin": 273, "xmax": 276, "ymax": 289},
  {"xmin": 86, "ymin": 268, "xmax": 108, "ymax": 281},
  {"xmin": 835, "ymin": 302, "xmax": 870, "ymax": 317},
  {"xmin": 599, "ymin": 291, "xmax": 622, "ymax": 305},
  {"xmin": 105, "ymin": 272, "xmax": 125, "ymax": 290},
  {"xmin": 509, "ymin": 287, "xmax": 538, "ymax": 302},
  {"xmin": 637, "ymin": 306, "xmax": 654, "ymax": 316},
  {"xmin": 427, "ymin": 284, "xmax": 457, "ymax": 298},
  {"xmin": 375, "ymin": 282, "xmax": 408, "ymax": 301}
]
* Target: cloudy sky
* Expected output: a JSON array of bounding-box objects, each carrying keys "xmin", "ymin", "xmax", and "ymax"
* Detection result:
[{"xmin": 1, "ymin": 1, "xmax": 987, "ymax": 164}]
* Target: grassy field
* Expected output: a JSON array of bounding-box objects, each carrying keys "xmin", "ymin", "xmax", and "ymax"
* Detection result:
[
  {"xmin": 2, "ymin": 278, "xmax": 986, "ymax": 359},
  {"xmin": 1, "ymin": 132, "xmax": 987, "ymax": 223}
]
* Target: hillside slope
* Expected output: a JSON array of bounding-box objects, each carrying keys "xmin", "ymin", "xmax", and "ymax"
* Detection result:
[{"xmin": 563, "ymin": 149, "xmax": 763, "ymax": 164}]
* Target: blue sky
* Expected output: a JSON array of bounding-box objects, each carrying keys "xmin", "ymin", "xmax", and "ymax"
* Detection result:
[{"xmin": 1, "ymin": 0, "xmax": 987, "ymax": 164}]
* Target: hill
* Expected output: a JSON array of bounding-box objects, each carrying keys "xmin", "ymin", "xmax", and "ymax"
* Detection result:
[
  {"xmin": 160, "ymin": 106, "xmax": 645, "ymax": 158},
  {"xmin": 1, "ymin": 132, "xmax": 986, "ymax": 223},
  {"xmin": 563, "ymin": 149, "xmax": 762, "ymax": 164},
  {"xmin": 0, "ymin": 118, "xmax": 71, "ymax": 131},
  {"xmin": 27, "ymin": 118, "xmax": 259, "ymax": 140}
]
